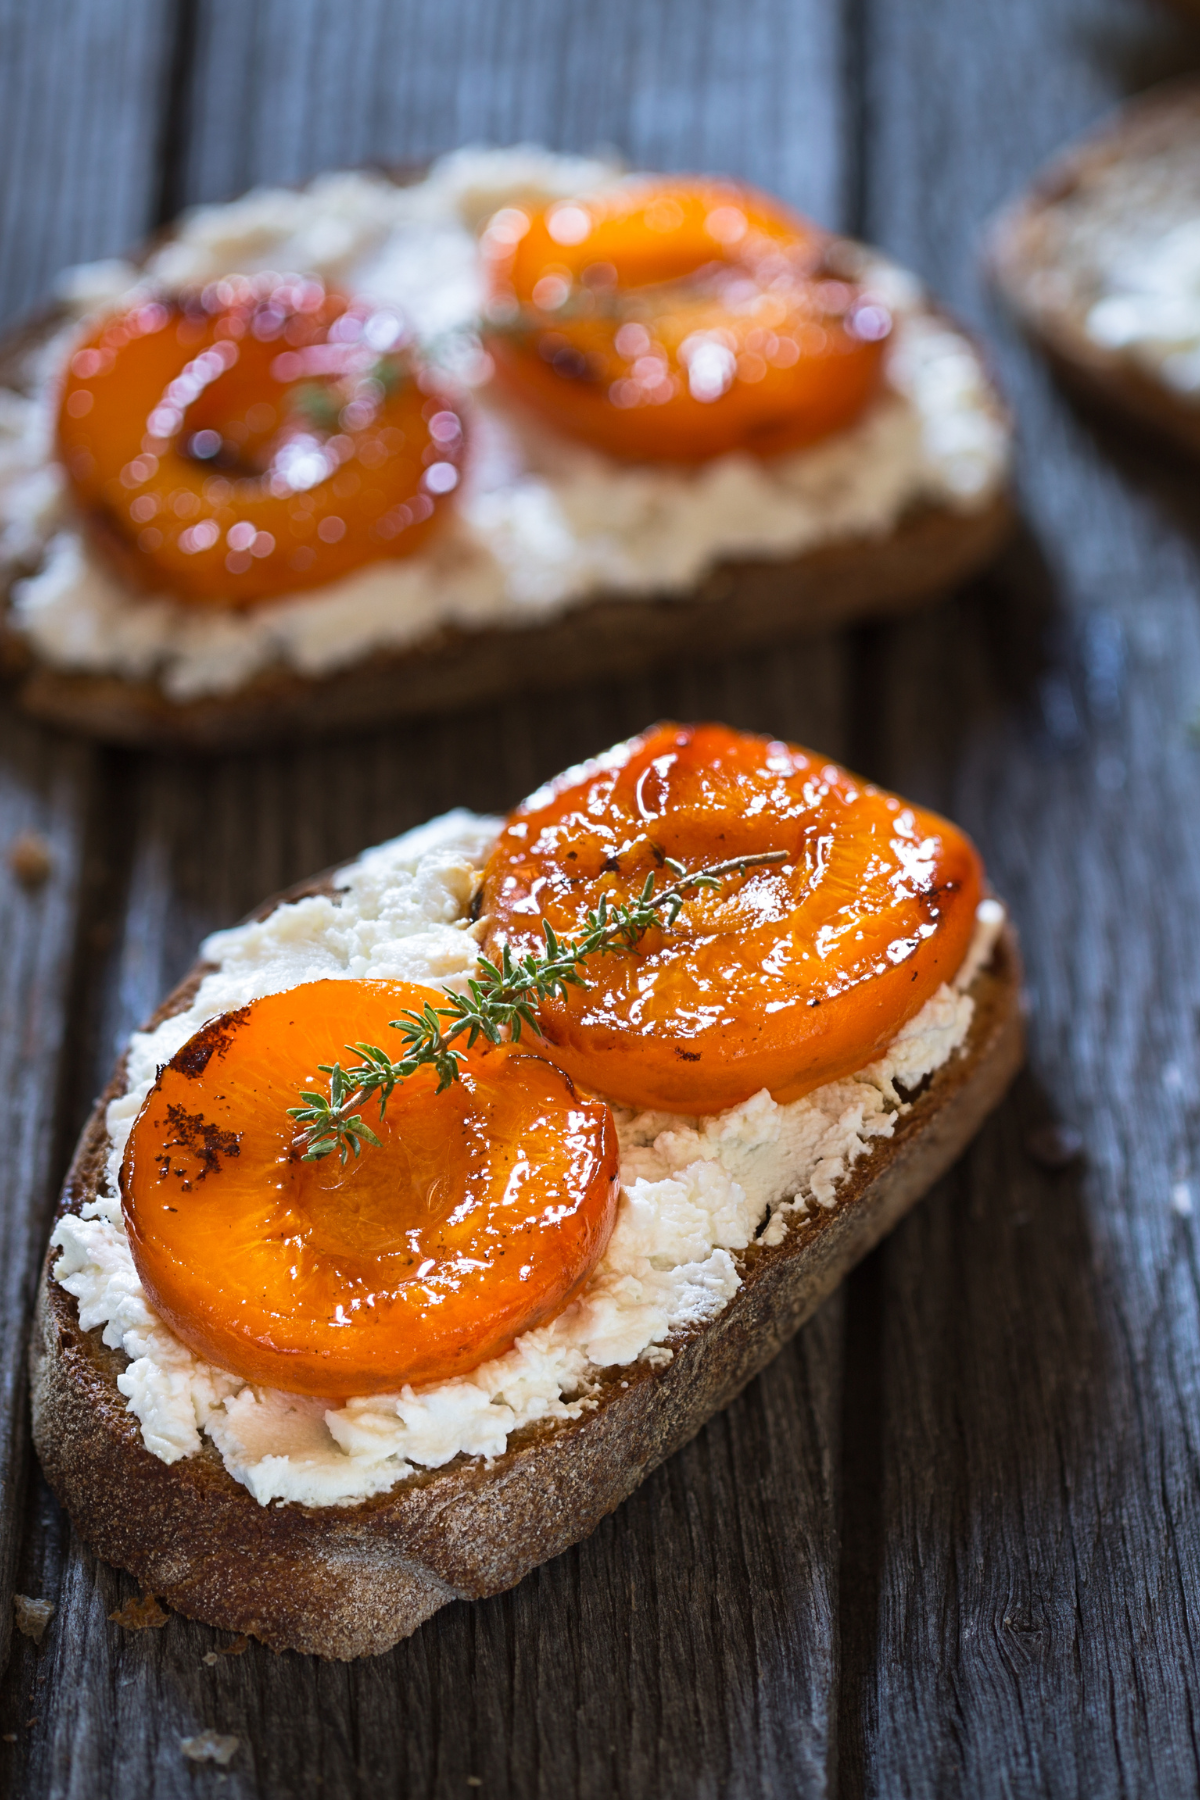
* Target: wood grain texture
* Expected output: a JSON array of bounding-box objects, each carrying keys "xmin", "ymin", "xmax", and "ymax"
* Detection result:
[
  {"xmin": 0, "ymin": 0, "xmax": 177, "ymax": 329},
  {"xmin": 0, "ymin": 0, "xmax": 185, "ymax": 1760},
  {"xmin": 0, "ymin": 721, "xmax": 90, "ymax": 1713},
  {"xmin": 845, "ymin": 0, "xmax": 1200, "ymax": 1792},
  {"xmin": 178, "ymin": 0, "xmax": 847, "ymax": 227}
]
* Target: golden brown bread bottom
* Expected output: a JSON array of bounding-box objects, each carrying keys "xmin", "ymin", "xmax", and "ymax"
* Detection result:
[
  {"xmin": 989, "ymin": 77, "xmax": 1200, "ymax": 459},
  {"xmin": 0, "ymin": 281, "xmax": 1012, "ymax": 749},
  {"xmin": 30, "ymin": 891, "xmax": 1023, "ymax": 1659}
]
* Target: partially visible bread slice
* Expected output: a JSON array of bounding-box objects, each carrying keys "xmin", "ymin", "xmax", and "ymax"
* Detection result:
[
  {"xmin": 31, "ymin": 870, "xmax": 1023, "ymax": 1660},
  {"xmin": 989, "ymin": 78, "xmax": 1200, "ymax": 456}
]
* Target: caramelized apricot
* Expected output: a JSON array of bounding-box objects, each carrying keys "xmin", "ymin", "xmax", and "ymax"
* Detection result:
[
  {"xmin": 121, "ymin": 981, "xmax": 618, "ymax": 1397},
  {"xmin": 58, "ymin": 278, "xmax": 465, "ymax": 607},
  {"xmin": 481, "ymin": 179, "xmax": 890, "ymax": 462},
  {"xmin": 482, "ymin": 723, "xmax": 982, "ymax": 1114}
]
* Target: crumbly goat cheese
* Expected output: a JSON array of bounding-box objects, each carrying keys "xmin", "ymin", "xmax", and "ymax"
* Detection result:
[
  {"xmin": 51, "ymin": 810, "xmax": 1005, "ymax": 1509},
  {"xmin": 1, "ymin": 148, "xmax": 1009, "ymax": 702},
  {"xmin": 1018, "ymin": 131, "xmax": 1200, "ymax": 398}
]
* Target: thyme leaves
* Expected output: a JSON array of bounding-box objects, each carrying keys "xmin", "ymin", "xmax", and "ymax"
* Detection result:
[{"xmin": 287, "ymin": 849, "xmax": 788, "ymax": 1163}]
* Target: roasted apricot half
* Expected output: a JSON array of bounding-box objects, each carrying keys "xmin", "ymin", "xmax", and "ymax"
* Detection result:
[
  {"xmin": 482, "ymin": 722, "xmax": 983, "ymax": 1115},
  {"xmin": 58, "ymin": 277, "xmax": 464, "ymax": 607},
  {"xmin": 121, "ymin": 980, "xmax": 618, "ymax": 1397},
  {"xmin": 481, "ymin": 178, "xmax": 891, "ymax": 462}
]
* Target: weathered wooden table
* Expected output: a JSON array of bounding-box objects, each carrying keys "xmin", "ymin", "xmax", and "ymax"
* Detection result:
[{"xmin": 4, "ymin": 0, "xmax": 1200, "ymax": 1793}]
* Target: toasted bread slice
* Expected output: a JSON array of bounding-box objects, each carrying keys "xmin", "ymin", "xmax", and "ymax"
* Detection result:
[
  {"xmin": 30, "ymin": 862, "xmax": 1023, "ymax": 1660},
  {"xmin": 0, "ymin": 240, "xmax": 1012, "ymax": 751},
  {"xmin": 989, "ymin": 78, "xmax": 1200, "ymax": 456}
]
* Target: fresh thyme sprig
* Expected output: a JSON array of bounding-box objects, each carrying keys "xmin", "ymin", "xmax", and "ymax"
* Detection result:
[
  {"xmin": 287, "ymin": 849, "xmax": 789, "ymax": 1163},
  {"xmin": 291, "ymin": 359, "xmax": 407, "ymax": 433}
]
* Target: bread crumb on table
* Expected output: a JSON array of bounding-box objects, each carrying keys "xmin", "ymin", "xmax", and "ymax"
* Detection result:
[
  {"xmin": 7, "ymin": 830, "xmax": 52, "ymax": 886},
  {"xmin": 180, "ymin": 1731, "xmax": 239, "ymax": 1766},
  {"xmin": 13, "ymin": 1595, "xmax": 54, "ymax": 1644},
  {"xmin": 108, "ymin": 1594, "xmax": 169, "ymax": 1631},
  {"xmin": 1024, "ymin": 1121, "xmax": 1084, "ymax": 1169}
]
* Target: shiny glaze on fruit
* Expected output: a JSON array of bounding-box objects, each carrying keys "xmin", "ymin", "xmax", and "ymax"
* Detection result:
[
  {"xmin": 121, "ymin": 980, "xmax": 618, "ymax": 1396},
  {"xmin": 58, "ymin": 278, "xmax": 464, "ymax": 608},
  {"xmin": 481, "ymin": 178, "xmax": 891, "ymax": 462},
  {"xmin": 482, "ymin": 722, "xmax": 982, "ymax": 1114}
]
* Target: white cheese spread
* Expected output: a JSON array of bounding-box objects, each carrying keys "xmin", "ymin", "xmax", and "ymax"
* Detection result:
[
  {"xmin": 1, "ymin": 148, "xmax": 1009, "ymax": 702},
  {"xmin": 51, "ymin": 810, "xmax": 1005, "ymax": 1509}
]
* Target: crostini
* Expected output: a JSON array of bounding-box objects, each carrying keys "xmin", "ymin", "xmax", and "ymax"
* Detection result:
[
  {"xmin": 33, "ymin": 723, "xmax": 1023, "ymax": 1656},
  {"xmin": 0, "ymin": 150, "xmax": 1013, "ymax": 750}
]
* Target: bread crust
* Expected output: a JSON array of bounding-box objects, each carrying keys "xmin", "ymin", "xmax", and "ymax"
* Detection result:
[
  {"xmin": 0, "ymin": 217, "xmax": 1012, "ymax": 749},
  {"xmin": 989, "ymin": 77, "xmax": 1200, "ymax": 457},
  {"xmin": 30, "ymin": 866, "xmax": 1023, "ymax": 1659}
]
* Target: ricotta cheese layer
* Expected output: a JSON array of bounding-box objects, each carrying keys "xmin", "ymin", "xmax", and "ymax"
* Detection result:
[
  {"xmin": 1, "ymin": 148, "xmax": 1010, "ymax": 703},
  {"xmin": 51, "ymin": 811, "xmax": 1005, "ymax": 1509}
]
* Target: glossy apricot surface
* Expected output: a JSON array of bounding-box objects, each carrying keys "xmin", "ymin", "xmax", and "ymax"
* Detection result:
[
  {"xmin": 121, "ymin": 981, "xmax": 618, "ymax": 1397},
  {"xmin": 482, "ymin": 723, "xmax": 983, "ymax": 1115},
  {"xmin": 481, "ymin": 178, "xmax": 891, "ymax": 462},
  {"xmin": 58, "ymin": 278, "xmax": 465, "ymax": 607}
]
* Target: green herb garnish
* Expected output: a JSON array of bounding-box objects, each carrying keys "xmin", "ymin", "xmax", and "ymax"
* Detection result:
[
  {"xmin": 288, "ymin": 849, "xmax": 788, "ymax": 1163},
  {"xmin": 290, "ymin": 382, "xmax": 342, "ymax": 433}
]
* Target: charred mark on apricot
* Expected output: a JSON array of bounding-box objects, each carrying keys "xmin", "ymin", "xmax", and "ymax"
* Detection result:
[
  {"xmin": 917, "ymin": 878, "xmax": 961, "ymax": 914},
  {"xmin": 169, "ymin": 1007, "xmax": 252, "ymax": 1078},
  {"xmin": 155, "ymin": 1103, "xmax": 241, "ymax": 1181}
]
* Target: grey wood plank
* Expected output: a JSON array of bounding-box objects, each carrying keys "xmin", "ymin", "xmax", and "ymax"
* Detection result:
[
  {"xmin": 843, "ymin": 1, "xmax": 1200, "ymax": 1792},
  {"xmin": 179, "ymin": 0, "xmax": 847, "ymax": 226},
  {"xmin": 0, "ymin": 0, "xmax": 178, "ymax": 329},
  {"xmin": 0, "ymin": 722, "xmax": 91, "ymax": 1713},
  {"xmin": 0, "ymin": 0, "xmax": 189, "ymax": 1737}
]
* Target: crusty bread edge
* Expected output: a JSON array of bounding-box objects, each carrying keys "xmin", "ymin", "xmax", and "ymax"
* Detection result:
[
  {"xmin": 988, "ymin": 76, "xmax": 1200, "ymax": 457},
  {"xmin": 31, "ymin": 897, "xmax": 1023, "ymax": 1659}
]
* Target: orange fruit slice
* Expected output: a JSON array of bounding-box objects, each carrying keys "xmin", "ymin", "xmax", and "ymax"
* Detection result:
[
  {"xmin": 481, "ymin": 722, "xmax": 983, "ymax": 1114},
  {"xmin": 122, "ymin": 980, "xmax": 619, "ymax": 1397},
  {"xmin": 482, "ymin": 178, "xmax": 890, "ymax": 461},
  {"xmin": 59, "ymin": 278, "xmax": 464, "ymax": 607}
]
